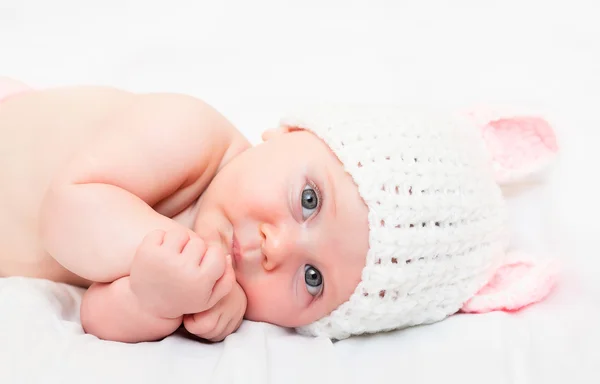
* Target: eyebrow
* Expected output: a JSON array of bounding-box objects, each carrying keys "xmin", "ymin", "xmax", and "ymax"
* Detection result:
[
  {"xmin": 325, "ymin": 166, "xmax": 337, "ymax": 220},
  {"xmin": 317, "ymin": 167, "xmax": 340, "ymax": 308}
]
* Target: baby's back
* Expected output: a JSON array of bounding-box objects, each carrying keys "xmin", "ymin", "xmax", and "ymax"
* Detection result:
[{"xmin": 0, "ymin": 86, "xmax": 136, "ymax": 285}]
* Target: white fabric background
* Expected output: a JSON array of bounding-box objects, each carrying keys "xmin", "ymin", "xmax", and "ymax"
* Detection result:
[{"xmin": 1, "ymin": 1, "xmax": 599, "ymax": 383}]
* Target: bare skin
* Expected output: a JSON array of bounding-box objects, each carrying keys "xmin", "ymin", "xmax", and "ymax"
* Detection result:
[
  {"xmin": 0, "ymin": 85, "xmax": 137, "ymax": 286},
  {"xmin": 0, "ymin": 78, "xmax": 369, "ymax": 343},
  {"xmin": 0, "ymin": 85, "xmax": 246, "ymax": 285},
  {"xmin": 0, "ymin": 83, "xmax": 250, "ymax": 341}
]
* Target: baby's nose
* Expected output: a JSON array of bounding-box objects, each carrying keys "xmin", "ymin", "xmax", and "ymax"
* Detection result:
[{"xmin": 259, "ymin": 223, "xmax": 296, "ymax": 270}]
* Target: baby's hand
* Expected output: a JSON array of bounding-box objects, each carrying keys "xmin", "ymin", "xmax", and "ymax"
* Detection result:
[
  {"xmin": 129, "ymin": 228, "xmax": 235, "ymax": 319},
  {"xmin": 183, "ymin": 281, "xmax": 247, "ymax": 342}
]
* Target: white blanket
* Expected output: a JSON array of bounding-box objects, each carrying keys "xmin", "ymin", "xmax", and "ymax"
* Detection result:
[{"xmin": 1, "ymin": 1, "xmax": 599, "ymax": 383}]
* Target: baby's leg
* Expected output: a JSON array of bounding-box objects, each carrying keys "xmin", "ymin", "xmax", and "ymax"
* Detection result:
[{"xmin": 0, "ymin": 77, "xmax": 32, "ymax": 102}]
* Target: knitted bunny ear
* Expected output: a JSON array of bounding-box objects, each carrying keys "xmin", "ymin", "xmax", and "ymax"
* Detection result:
[
  {"xmin": 459, "ymin": 110, "xmax": 560, "ymax": 312},
  {"xmin": 461, "ymin": 251, "xmax": 559, "ymax": 313},
  {"xmin": 465, "ymin": 108, "xmax": 559, "ymax": 185}
]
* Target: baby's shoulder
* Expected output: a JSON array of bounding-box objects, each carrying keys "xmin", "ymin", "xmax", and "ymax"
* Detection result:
[
  {"xmin": 125, "ymin": 92, "xmax": 251, "ymax": 174},
  {"xmin": 132, "ymin": 92, "xmax": 246, "ymax": 143}
]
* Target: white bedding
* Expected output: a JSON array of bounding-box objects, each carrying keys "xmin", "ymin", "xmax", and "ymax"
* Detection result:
[{"xmin": 1, "ymin": 1, "xmax": 599, "ymax": 383}]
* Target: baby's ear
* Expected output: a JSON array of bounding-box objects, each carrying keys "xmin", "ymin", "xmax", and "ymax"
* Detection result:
[
  {"xmin": 262, "ymin": 125, "xmax": 305, "ymax": 142},
  {"xmin": 261, "ymin": 127, "xmax": 289, "ymax": 142},
  {"xmin": 461, "ymin": 251, "xmax": 559, "ymax": 313},
  {"xmin": 465, "ymin": 108, "xmax": 559, "ymax": 185}
]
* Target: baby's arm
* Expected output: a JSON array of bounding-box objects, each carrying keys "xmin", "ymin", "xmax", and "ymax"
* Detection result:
[
  {"xmin": 81, "ymin": 228, "xmax": 235, "ymax": 342},
  {"xmin": 39, "ymin": 93, "xmax": 240, "ymax": 283},
  {"xmin": 81, "ymin": 277, "xmax": 182, "ymax": 342}
]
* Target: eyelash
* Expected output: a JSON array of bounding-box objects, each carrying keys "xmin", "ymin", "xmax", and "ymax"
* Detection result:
[
  {"xmin": 305, "ymin": 180, "xmax": 324, "ymax": 216},
  {"xmin": 299, "ymin": 180, "xmax": 325, "ymax": 302}
]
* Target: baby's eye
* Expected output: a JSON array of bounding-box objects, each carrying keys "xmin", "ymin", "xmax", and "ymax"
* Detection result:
[
  {"xmin": 304, "ymin": 265, "xmax": 323, "ymax": 296},
  {"xmin": 301, "ymin": 184, "xmax": 320, "ymax": 220}
]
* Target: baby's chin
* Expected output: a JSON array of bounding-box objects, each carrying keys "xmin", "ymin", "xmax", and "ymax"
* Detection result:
[
  {"xmin": 242, "ymin": 297, "xmax": 322, "ymax": 329},
  {"xmin": 243, "ymin": 312, "xmax": 312, "ymax": 329}
]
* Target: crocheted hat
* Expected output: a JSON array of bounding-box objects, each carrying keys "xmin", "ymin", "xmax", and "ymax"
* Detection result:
[{"xmin": 279, "ymin": 104, "xmax": 559, "ymax": 340}]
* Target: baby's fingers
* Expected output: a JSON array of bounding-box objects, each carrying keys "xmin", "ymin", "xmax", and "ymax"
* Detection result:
[
  {"xmin": 183, "ymin": 312, "xmax": 219, "ymax": 337},
  {"xmin": 140, "ymin": 229, "xmax": 166, "ymax": 247},
  {"xmin": 204, "ymin": 255, "xmax": 235, "ymax": 309},
  {"xmin": 206, "ymin": 317, "xmax": 234, "ymax": 342},
  {"xmin": 184, "ymin": 308, "xmax": 234, "ymax": 342},
  {"xmin": 182, "ymin": 236, "xmax": 207, "ymax": 264},
  {"xmin": 209, "ymin": 312, "xmax": 244, "ymax": 342},
  {"xmin": 199, "ymin": 245, "xmax": 227, "ymax": 283},
  {"xmin": 162, "ymin": 229, "xmax": 190, "ymax": 253}
]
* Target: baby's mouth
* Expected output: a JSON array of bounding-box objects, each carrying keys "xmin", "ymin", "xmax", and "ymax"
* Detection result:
[{"xmin": 231, "ymin": 233, "xmax": 242, "ymax": 269}]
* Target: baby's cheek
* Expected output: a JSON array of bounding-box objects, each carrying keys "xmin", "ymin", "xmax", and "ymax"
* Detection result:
[
  {"xmin": 241, "ymin": 282, "xmax": 276, "ymax": 321},
  {"xmin": 242, "ymin": 281, "xmax": 300, "ymax": 327}
]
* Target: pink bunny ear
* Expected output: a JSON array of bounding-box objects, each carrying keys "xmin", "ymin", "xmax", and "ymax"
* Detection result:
[
  {"xmin": 461, "ymin": 251, "xmax": 559, "ymax": 313},
  {"xmin": 465, "ymin": 108, "xmax": 559, "ymax": 185}
]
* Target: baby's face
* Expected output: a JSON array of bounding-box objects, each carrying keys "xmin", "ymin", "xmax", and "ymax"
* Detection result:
[{"xmin": 194, "ymin": 129, "xmax": 369, "ymax": 328}]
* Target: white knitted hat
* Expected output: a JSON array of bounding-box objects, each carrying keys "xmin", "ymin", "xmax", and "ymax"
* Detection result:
[{"xmin": 279, "ymin": 104, "xmax": 559, "ymax": 340}]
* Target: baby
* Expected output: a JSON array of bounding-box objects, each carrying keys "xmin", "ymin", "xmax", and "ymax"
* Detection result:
[{"xmin": 0, "ymin": 77, "xmax": 559, "ymax": 343}]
